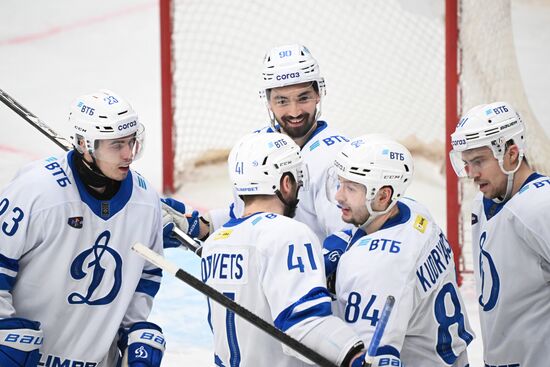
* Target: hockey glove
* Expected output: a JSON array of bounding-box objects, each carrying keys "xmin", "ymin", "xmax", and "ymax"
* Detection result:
[
  {"xmin": 323, "ymin": 230, "xmax": 351, "ymax": 277},
  {"xmin": 161, "ymin": 198, "xmax": 203, "ymax": 248},
  {"xmin": 351, "ymin": 353, "xmax": 403, "ymax": 367},
  {"xmin": 0, "ymin": 317, "xmax": 43, "ymax": 367},
  {"xmin": 119, "ymin": 322, "xmax": 165, "ymax": 367}
]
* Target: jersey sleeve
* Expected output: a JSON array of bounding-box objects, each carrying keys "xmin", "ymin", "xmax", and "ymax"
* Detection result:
[
  {"xmin": 121, "ymin": 192, "xmax": 164, "ymax": 327},
  {"xmin": 0, "ymin": 167, "xmax": 44, "ymax": 318}
]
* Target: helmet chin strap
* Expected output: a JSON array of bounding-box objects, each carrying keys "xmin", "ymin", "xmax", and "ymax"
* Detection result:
[
  {"xmin": 493, "ymin": 154, "xmax": 523, "ymax": 203},
  {"xmin": 360, "ymin": 198, "xmax": 396, "ymax": 229},
  {"xmin": 73, "ymin": 149, "xmax": 116, "ymax": 188}
]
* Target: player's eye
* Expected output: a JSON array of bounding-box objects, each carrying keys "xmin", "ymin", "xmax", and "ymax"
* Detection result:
[{"xmin": 274, "ymin": 98, "xmax": 290, "ymax": 107}]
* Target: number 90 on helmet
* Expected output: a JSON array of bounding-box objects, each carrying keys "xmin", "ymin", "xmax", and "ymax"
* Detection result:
[
  {"xmin": 327, "ymin": 134, "xmax": 413, "ymax": 214},
  {"xmin": 228, "ymin": 132, "xmax": 307, "ymax": 196},
  {"xmin": 69, "ymin": 89, "xmax": 145, "ymax": 162},
  {"xmin": 259, "ymin": 44, "xmax": 326, "ymax": 125},
  {"xmin": 259, "ymin": 44, "xmax": 325, "ymax": 93}
]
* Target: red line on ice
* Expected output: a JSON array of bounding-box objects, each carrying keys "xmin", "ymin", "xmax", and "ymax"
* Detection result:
[{"xmin": 0, "ymin": 1, "xmax": 155, "ymax": 46}]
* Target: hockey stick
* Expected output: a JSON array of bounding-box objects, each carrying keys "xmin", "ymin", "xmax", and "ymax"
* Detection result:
[
  {"xmin": 133, "ymin": 243, "xmax": 338, "ymax": 367},
  {"xmin": 363, "ymin": 295, "xmax": 395, "ymax": 367},
  {"xmin": 0, "ymin": 88, "xmax": 72, "ymax": 151},
  {"xmin": 172, "ymin": 226, "xmax": 202, "ymax": 255},
  {"xmin": 0, "ymin": 87, "xmax": 200, "ymax": 254}
]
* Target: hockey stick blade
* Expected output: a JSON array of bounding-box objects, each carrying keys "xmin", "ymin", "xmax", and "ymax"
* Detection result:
[
  {"xmin": 0, "ymin": 88, "xmax": 72, "ymax": 152},
  {"xmin": 132, "ymin": 243, "xmax": 337, "ymax": 367},
  {"xmin": 363, "ymin": 295, "xmax": 395, "ymax": 367}
]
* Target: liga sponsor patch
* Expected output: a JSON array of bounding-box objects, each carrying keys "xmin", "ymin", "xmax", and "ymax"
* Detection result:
[
  {"xmin": 213, "ymin": 229, "xmax": 233, "ymax": 240},
  {"xmin": 413, "ymin": 214, "xmax": 428, "ymax": 233}
]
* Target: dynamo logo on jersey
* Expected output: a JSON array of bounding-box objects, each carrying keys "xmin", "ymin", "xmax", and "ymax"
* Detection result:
[{"xmin": 68, "ymin": 230, "xmax": 122, "ymax": 305}]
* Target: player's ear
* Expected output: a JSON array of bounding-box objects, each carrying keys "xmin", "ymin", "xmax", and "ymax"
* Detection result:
[
  {"xmin": 280, "ymin": 173, "xmax": 291, "ymax": 193},
  {"xmin": 379, "ymin": 186, "xmax": 394, "ymax": 207},
  {"xmin": 509, "ymin": 143, "xmax": 519, "ymax": 161}
]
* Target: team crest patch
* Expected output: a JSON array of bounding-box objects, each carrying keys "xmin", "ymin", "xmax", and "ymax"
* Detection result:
[
  {"xmin": 68, "ymin": 216, "xmax": 83, "ymax": 229},
  {"xmin": 413, "ymin": 215, "xmax": 428, "ymax": 233},
  {"xmin": 213, "ymin": 229, "xmax": 233, "ymax": 240}
]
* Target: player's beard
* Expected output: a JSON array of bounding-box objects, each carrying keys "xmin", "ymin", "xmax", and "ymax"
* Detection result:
[
  {"xmin": 278, "ymin": 111, "xmax": 316, "ymax": 140},
  {"xmin": 277, "ymin": 181, "xmax": 301, "ymax": 218},
  {"xmin": 283, "ymin": 197, "xmax": 299, "ymax": 218}
]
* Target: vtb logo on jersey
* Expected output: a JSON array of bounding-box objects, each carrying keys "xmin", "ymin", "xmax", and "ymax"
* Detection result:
[{"xmin": 68, "ymin": 230, "xmax": 122, "ymax": 305}]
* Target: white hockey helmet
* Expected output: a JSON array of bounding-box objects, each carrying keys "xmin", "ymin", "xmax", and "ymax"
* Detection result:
[
  {"xmin": 69, "ymin": 89, "xmax": 145, "ymax": 161},
  {"xmin": 450, "ymin": 101, "xmax": 525, "ymax": 177},
  {"xmin": 329, "ymin": 134, "xmax": 413, "ymax": 219},
  {"xmin": 228, "ymin": 132, "xmax": 306, "ymax": 196},
  {"xmin": 259, "ymin": 44, "xmax": 326, "ymax": 124}
]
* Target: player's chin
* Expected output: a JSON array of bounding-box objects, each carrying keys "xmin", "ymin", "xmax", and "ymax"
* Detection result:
[
  {"xmin": 340, "ymin": 210, "xmax": 353, "ymax": 224},
  {"xmin": 111, "ymin": 168, "xmax": 129, "ymax": 181}
]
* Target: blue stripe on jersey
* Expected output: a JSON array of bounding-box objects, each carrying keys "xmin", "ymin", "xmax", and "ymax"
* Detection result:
[
  {"xmin": 274, "ymin": 287, "xmax": 332, "ymax": 332},
  {"xmin": 228, "ymin": 202, "xmax": 236, "ymax": 220},
  {"xmin": 380, "ymin": 201, "xmax": 411, "ymax": 230},
  {"xmin": 483, "ymin": 172, "xmax": 543, "ymax": 220},
  {"xmin": 376, "ymin": 345, "xmax": 400, "ymax": 358},
  {"xmin": 206, "ymin": 297, "xmax": 214, "ymax": 332},
  {"xmin": 0, "ymin": 274, "xmax": 16, "ymax": 291},
  {"xmin": 224, "ymin": 292, "xmax": 241, "ymax": 367},
  {"xmin": 135, "ymin": 278, "xmax": 161, "ymax": 297},
  {"xmin": 224, "ymin": 213, "xmax": 263, "ymax": 228},
  {"xmin": 306, "ymin": 121, "xmax": 328, "ymax": 142},
  {"xmin": 0, "ymin": 254, "xmax": 19, "ymax": 272},
  {"xmin": 136, "ymin": 173, "xmax": 147, "ymax": 189},
  {"xmin": 143, "ymin": 267, "xmax": 163, "ymax": 277},
  {"xmin": 309, "ymin": 140, "xmax": 320, "ymax": 151},
  {"xmin": 67, "ymin": 150, "xmax": 133, "ymax": 220},
  {"xmin": 347, "ymin": 227, "xmax": 367, "ymax": 250}
]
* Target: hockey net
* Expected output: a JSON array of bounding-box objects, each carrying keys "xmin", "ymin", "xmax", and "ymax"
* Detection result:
[{"xmin": 160, "ymin": 0, "xmax": 550, "ymax": 280}]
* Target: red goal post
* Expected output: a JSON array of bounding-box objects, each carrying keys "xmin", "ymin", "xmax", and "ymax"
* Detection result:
[{"xmin": 160, "ymin": 0, "xmax": 550, "ymax": 285}]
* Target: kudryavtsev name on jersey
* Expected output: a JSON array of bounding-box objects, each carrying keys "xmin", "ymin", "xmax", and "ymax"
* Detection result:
[{"xmin": 335, "ymin": 198, "xmax": 473, "ymax": 367}]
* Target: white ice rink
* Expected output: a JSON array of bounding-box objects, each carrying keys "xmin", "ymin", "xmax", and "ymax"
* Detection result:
[{"xmin": 1, "ymin": 1, "xmax": 550, "ymax": 365}]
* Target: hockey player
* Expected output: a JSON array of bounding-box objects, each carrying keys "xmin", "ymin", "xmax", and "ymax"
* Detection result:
[
  {"xmin": 0, "ymin": 90, "xmax": 165, "ymax": 366},
  {"xmin": 450, "ymin": 101, "xmax": 550, "ymax": 366},
  {"xmin": 162, "ymin": 44, "xmax": 351, "ymax": 268},
  {"xmin": 330, "ymin": 134, "xmax": 473, "ymax": 367},
  {"xmin": 201, "ymin": 131, "xmax": 400, "ymax": 367}
]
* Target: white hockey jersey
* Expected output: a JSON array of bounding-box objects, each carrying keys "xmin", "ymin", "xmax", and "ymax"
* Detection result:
[
  {"xmin": 335, "ymin": 198, "xmax": 474, "ymax": 367},
  {"xmin": 202, "ymin": 212, "xmax": 339, "ymax": 367},
  {"xmin": 209, "ymin": 121, "xmax": 353, "ymax": 242},
  {"xmin": 0, "ymin": 151, "xmax": 163, "ymax": 366},
  {"xmin": 470, "ymin": 173, "xmax": 550, "ymax": 367}
]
